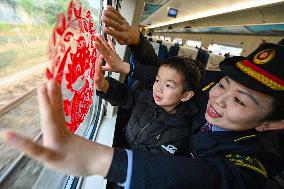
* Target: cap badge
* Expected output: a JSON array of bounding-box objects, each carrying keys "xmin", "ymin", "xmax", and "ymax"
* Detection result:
[{"xmin": 253, "ymin": 49, "xmax": 275, "ymax": 65}]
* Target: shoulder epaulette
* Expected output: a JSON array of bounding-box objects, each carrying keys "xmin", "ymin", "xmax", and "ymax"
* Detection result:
[
  {"xmin": 225, "ymin": 153, "xmax": 268, "ymax": 178},
  {"xmin": 202, "ymin": 82, "xmax": 215, "ymax": 91},
  {"xmin": 233, "ymin": 134, "xmax": 257, "ymax": 142}
]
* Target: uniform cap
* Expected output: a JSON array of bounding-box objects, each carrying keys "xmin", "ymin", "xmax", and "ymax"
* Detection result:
[{"xmin": 219, "ymin": 43, "xmax": 284, "ymax": 97}]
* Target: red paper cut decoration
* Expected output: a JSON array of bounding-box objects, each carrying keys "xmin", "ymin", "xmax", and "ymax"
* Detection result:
[{"xmin": 47, "ymin": 0, "xmax": 97, "ymax": 132}]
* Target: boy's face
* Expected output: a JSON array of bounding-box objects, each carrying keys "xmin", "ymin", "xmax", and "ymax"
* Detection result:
[
  {"xmin": 153, "ymin": 66, "xmax": 191, "ymax": 113},
  {"xmin": 205, "ymin": 77, "xmax": 274, "ymax": 131}
]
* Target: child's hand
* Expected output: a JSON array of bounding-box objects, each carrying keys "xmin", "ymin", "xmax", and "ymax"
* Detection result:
[
  {"xmin": 94, "ymin": 55, "xmax": 109, "ymax": 93},
  {"xmin": 0, "ymin": 80, "xmax": 113, "ymax": 176},
  {"xmin": 94, "ymin": 35, "xmax": 130, "ymax": 75}
]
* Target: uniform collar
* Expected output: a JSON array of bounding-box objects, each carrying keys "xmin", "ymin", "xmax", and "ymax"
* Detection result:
[
  {"xmin": 193, "ymin": 129, "xmax": 260, "ymax": 145},
  {"xmin": 212, "ymin": 125, "xmax": 230, "ymax": 132}
]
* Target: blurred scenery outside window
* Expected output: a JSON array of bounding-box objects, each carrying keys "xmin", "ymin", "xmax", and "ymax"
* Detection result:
[
  {"xmin": 173, "ymin": 38, "xmax": 182, "ymax": 45},
  {"xmin": 208, "ymin": 43, "xmax": 243, "ymax": 56},
  {"xmin": 0, "ymin": 0, "xmax": 100, "ymax": 76},
  {"xmin": 185, "ymin": 39, "xmax": 202, "ymax": 48},
  {"xmin": 164, "ymin": 37, "xmax": 171, "ymax": 41},
  {"xmin": 0, "ymin": 0, "xmax": 100, "ymax": 107}
]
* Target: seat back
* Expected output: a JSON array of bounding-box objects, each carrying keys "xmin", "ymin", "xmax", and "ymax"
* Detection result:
[
  {"xmin": 162, "ymin": 40, "xmax": 176, "ymax": 51},
  {"xmin": 167, "ymin": 45, "xmax": 180, "ymax": 58},
  {"xmin": 158, "ymin": 44, "xmax": 169, "ymax": 61},
  {"xmin": 196, "ymin": 49, "xmax": 210, "ymax": 67},
  {"xmin": 178, "ymin": 46, "xmax": 198, "ymax": 59},
  {"xmin": 206, "ymin": 53, "xmax": 225, "ymax": 71},
  {"xmin": 150, "ymin": 41, "xmax": 160, "ymax": 55}
]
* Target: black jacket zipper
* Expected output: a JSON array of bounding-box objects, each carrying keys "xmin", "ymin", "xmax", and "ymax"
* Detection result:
[{"xmin": 133, "ymin": 110, "xmax": 159, "ymax": 148}]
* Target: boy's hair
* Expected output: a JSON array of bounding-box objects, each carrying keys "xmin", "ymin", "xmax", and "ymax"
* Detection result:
[{"xmin": 160, "ymin": 56, "xmax": 205, "ymax": 91}]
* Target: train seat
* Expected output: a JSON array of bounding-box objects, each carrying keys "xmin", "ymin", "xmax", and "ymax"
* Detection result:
[
  {"xmin": 149, "ymin": 41, "xmax": 168, "ymax": 61},
  {"xmin": 150, "ymin": 41, "xmax": 160, "ymax": 55},
  {"xmin": 206, "ymin": 53, "xmax": 225, "ymax": 71},
  {"xmin": 167, "ymin": 44, "xmax": 180, "ymax": 58},
  {"xmin": 158, "ymin": 44, "xmax": 168, "ymax": 61},
  {"xmin": 178, "ymin": 46, "xmax": 198, "ymax": 59},
  {"xmin": 196, "ymin": 49, "xmax": 210, "ymax": 67},
  {"xmin": 161, "ymin": 40, "xmax": 176, "ymax": 51}
]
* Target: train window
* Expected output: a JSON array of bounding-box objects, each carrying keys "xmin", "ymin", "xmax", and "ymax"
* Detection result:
[
  {"xmin": 208, "ymin": 43, "xmax": 243, "ymax": 56},
  {"xmin": 186, "ymin": 40, "xmax": 202, "ymax": 48},
  {"xmin": 0, "ymin": 0, "xmax": 102, "ymax": 188},
  {"xmin": 165, "ymin": 37, "xmax": 171, "ymax": 41},
  {"xmin": 154, "ymin": 35, "xmax": 159, "ymax": 40},
  {"xmin": 173, "ymin": 38, "xmax": 183, "ymax": 45}
]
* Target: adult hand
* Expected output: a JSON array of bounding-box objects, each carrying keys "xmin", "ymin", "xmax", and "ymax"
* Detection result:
[
  {"xmin": 102, "ymin": 5, "xmax": 140, "ymax": 45},
  {"xmin": 0, "ymin": 80, "xmax": 113, "ymax": 176},
  {"xmin": 94, "ymin": 35, "xmax": 130, "ymax": 75}
]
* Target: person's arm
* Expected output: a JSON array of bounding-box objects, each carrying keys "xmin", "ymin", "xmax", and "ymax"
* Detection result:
[
  {"xmin": 130, "ymin": 62, "xmax": 158, "ymax": 84},
  {"xmin": 126, "ymin": 150, "xmax": 268, "ymax": 189},
  {"xmin": 128, "ymin": 35, "xmax": 160, "ymax": 83},
  {"xmin": 106, "ymin": 148, "xmax": 271, "ymax": 189},
  {"xmin": 95, "ymin": 34, "xmax": 158, "ymax": 84},
  {"xmin": 128, "ymin": 33, "xmax": 161, "ymax": 67},
  {"xmin": 96, "ymin": 76, "xmax": 136, "ymax": 109},
  {"xmin": 0, "ymin": 80, "xmax": 274, "ymax": 188},
  {"xmin": 102, "ymin": 6, "xmax": 161, "ymax": 67},
  {"xmin": 0, "ymin": 80, "xmax": 114, "ymax": 177}
]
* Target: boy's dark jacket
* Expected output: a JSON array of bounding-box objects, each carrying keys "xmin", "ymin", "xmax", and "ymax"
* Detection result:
[{"xmin": 97, "ymin": 77, "xmax": 198, "ymax": 155}]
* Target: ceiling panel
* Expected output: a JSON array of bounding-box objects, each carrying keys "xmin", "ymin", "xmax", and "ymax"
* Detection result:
[
  {"xmin": 140, "ymin": 0, "xmax": 169, "ymax": 22},
  {"xmin": 145, "ymin": 0, "xmax": 169, "ymax": 4},
  {"xmin": 141, "ymin": 0, "xmax": 284, "ymax": 28}
]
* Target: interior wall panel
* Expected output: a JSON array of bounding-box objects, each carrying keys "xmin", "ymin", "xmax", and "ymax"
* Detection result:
[{"xmin": 153, "ymin": 32, "xmax": 283, "ymax": 56}]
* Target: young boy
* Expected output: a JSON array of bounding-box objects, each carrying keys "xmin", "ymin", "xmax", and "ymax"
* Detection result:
[{"xmin": 94, "ymin": 36, "xmax": 204, "ymax": 155}]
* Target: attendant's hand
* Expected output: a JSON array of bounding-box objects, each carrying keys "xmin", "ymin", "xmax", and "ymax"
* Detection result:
[
  {"xmin": 94, "ymin": 35, "xmax": 130, "ymax": 75},
  {"xmin": 102, "ymin": 5, "xmax": 140, "ymax": 45},
  {"xmin": 0, "ymin": 80, "xmax": 113, "ymax": 176}
]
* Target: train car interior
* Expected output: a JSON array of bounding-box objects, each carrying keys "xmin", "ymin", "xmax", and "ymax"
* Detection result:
[{"xmin": 0, "ymin": 0, "xmax": 283, "ymax": 188}]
